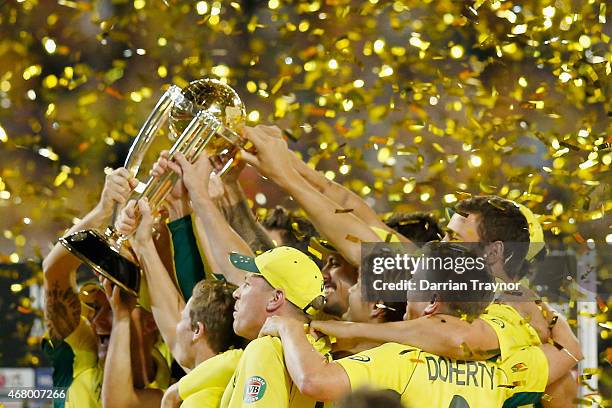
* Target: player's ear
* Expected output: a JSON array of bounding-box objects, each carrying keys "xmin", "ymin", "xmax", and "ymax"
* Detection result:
[
  {"xmin": 266, "ymin": 289, "xmax": 285, "ymax": 313},
  {"xmin": 485, "ymin": 241, "xmax": 504, "ymax": 264},
  {"xmin": 370, "ymin": 301, "xmax": 385, "ymax": 320},
  {"xmin": 423, "ymin": 294, "xmax": 440, "ymax": 316},
  {"xmin": 192, "ymin": 321, "xmax": 206, "ymax": 342}
]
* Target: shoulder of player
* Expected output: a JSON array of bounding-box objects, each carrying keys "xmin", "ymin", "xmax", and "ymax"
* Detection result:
[
  {"xmin": 243, "ymin": 336, "xmax": 283, "ymax": 355},
  {"xmin": 344, "ymin": 342, "xmax": 421, "ymax": 361},
  {"xmin": 485, "ymin": 302, "xmax": 547, "ymax": 337}
]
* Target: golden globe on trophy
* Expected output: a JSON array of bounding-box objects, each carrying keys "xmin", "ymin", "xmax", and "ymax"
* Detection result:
[{"xmin": 59, "ymin": 78, "xmax": 246, "ymax": 296}]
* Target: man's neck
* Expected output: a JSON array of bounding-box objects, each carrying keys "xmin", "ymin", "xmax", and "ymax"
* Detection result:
[
  {"xmin": 490, "ymin": 261, "xmax": 513, "ymax": 282},
  {"xmin": 193, "ymin": 343, "xmax": 216, "ymax": 367},
  {"xmin": 275, "ymin": 305, "xmax": 310, "ymax": 324}
]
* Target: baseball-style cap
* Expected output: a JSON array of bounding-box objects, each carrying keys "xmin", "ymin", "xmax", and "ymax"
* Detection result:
[{"xmin": 229, "ymin": 246, "xmax": 325, "ymax": 316}]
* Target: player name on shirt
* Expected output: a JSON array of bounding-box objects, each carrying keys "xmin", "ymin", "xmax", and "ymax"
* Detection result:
[{"xmin": 425, "ymin": 355, "xmax": 495, "ymax": 390}]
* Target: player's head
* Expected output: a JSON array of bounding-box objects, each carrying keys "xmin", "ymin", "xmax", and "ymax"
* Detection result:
[
  {"xmin": 175, "ymin": 280, "xmax": 243, "ymax": 368},
  {"xmin": 445, "ymin": 195, "xmax": 532, "ymax": 281},
  {"xmin": 405, "ymin": 242, "xmax": 494, "ymax": 321},
  {"xmin": 342, "ymin": 249, "xmax": 406, "ymax": 324},
  {"xmin": 309, "ymin": 238, "xmax": 358, "ymax": 317},
  {"xmin": 343, "ymin": 273, "xmax": 406, "ymax": 324},
  {"xmin": 385, "ymin": 212, "xmax": 444, "ymax": 245},
  {"xmin": 80, "ymin": 282, "xmax": 113, "ymax": 361},
  {"xmin": 230, "ymin": 247, "xmax": 325, "ymax": 340},
  {"xmin": 262, "ymin": 206, "xmax": 318, "ymax": 253},
  {"xmin": 85, "ymin": 280, "xmax": 159, "ymax": 370}
]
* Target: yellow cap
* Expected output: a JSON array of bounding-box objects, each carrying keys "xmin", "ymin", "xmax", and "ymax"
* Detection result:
[
  {"xmin": 516, "ymin": 203, "xmax": 545, "ymax": 261},
  {"xmin": 229, "ymin": 246, "xmax": 325, "ymax": 315},
  {"xmin": 371, "ymin": 226, "xmax": 401, "ymax": 243}
]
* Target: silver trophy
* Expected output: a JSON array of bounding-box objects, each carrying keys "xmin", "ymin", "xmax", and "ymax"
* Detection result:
[{"xmin": 60, "ymin": 79, "xmax": 246, "ymax": 295}]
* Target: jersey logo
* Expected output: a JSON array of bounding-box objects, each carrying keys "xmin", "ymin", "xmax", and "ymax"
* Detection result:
[
  {"xmin": 348, "ymin": 355, "xmax": 370, "ymax": 362},
  {"xmin": 244, "ymin": 376, "xmax": 267, "ymax": 403},
  {"xmin": 489, "ymin": 317, "xmax": 505, "ymax": 328},
  {"xmin": 511, "ymin": 362, "xmax": 527, "ymax": 372}
]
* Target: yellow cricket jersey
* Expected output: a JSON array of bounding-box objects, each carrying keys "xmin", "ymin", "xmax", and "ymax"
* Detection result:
[
  {"xmin": 42, "ymin": 317, "xmax": 103, "ymax": 408},
  {"xmin": 178, "ymin": 349, "xmax": 244, "ymax": 407},
  {"xmin": 43, "ymin": 315, "xmax": 172, "ymax": 408},
  {"xmin": 480, "ymin": 302, "xmax": 546, "ymax": 403},
  {"xmin": 148, "ymin": 339, "xmax": 173, "ymax": 391},
  {"xmin": 220, "ymin": 335, "xmax": 331, "ymax": 408},
  {"xmin": 337, "ymin": 342, "xmax": 548, "ymax": 408},
  {"xmin": 481, "ymin": 303, "xmax": 542, "ymax": 361}
]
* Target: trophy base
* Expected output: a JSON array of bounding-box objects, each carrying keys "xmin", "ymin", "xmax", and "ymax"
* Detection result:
[{"xmin": 59, "ymin": 229, "xmax": 141, "ymax": 297}]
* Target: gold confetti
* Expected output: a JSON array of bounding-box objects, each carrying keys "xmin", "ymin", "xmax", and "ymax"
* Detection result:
[{"xmin": 0, "ymin": 0, "xmax": 609, "ymax": 372}]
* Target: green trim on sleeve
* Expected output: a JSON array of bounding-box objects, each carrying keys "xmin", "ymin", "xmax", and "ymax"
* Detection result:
[
  {"xmin": 502, "ymin": 391, "xmax": 543, "ymax": 408},
  {"xmin": 42, "ymin": 338, "xmax": 75, "ymax": 408},
  {"xmin": 168, "ymin": 215, "xmax": 207, "ymax": 299}
]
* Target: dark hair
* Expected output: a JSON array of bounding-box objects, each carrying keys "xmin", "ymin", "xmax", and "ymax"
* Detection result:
[
  {"xmin": 455, "ymin": 196, "xmax": 530, "ymax": 280},
  {"xmin": 379, "ymin": 301, "xmax": 407, "ymax": 323},
  {"xmin": 385, "ymin": 212, "xmax": 443, "ymax": 245},
  {"xmin": 189, "ymin": 280, "xmax": 244, "ymax": 353},
  {"xmin": 414, "ymin": 242, "xmax": 495, "ymax": 320},
  {"xmin": 360, "ymin": 247, "xmax": 407, "ymax": 322},
  {"xmin": 262, "ymin": 206, "xmax": 318, "ymax": 253},
  {"xmin": 338, "ymin": 388, "xmax": 403, "ymax": 408}
]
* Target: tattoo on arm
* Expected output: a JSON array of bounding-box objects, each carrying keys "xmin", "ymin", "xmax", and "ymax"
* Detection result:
[
  {"xmin": 226, "ymin": 200, "xmax": 274, "ymax": 253},
  {"xmin": 44, "ymin": 281, "xmax": 81, "ymax": 341}
]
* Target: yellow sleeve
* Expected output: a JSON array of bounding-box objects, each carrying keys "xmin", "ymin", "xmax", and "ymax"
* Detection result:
[
  {"xmin": 481, "ymin": 303, "xmax": 541, "ymax": 362},
  {"xmin": 181, "ymin": 387, "xmax": 227, "ymax": 408},
  {"xmin": 222, "ymin": 337, "xmax": 289, "ymax": 408},
  {"xmin": 179, "ymin": 349, "xmax": 243, "ymax": 400},
  {"xmin": 336, "ymin": 343, "xmax": 414, "ymax": 392},
  {"xmin": 65, "ymin": 316, "xmax": 98, "ymax": 377},
  {"xmin": 501, "ymin": 346, "xmax": 548, "ymax": 397}
]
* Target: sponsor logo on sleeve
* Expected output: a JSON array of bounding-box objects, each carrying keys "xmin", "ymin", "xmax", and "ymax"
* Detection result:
[{"xmin": 244, "ymin": 376, "xmax": 267, "ymax": 403}]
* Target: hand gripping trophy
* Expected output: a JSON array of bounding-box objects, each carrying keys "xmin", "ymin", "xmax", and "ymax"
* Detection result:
[{"xmin": 59, "ymin": 78, "xmax": 246, "ymax": 296}]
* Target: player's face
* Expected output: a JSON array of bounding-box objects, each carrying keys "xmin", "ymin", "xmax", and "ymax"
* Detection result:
[
  {"xmin": 342, "ymin": 276, "xmax": 372, "ymax": 323},
  {"xmin": 404, "ymin": 268, "xmax": 432, "ymax": 321},
  {"xmin": 232, "ymin": 274, "xmax": 275, "ymax": 340},
  {"xmin": 265, "ymin": 228, "xmax": 285, "ymax": 247},
  {"xmin": 321, "ymin": 253, "xmax": 358, "ymax": 317},
  {"xmin": 443, "ymin": 213, "xmax": 480, "ymax": 242},
  {"xmin": 175, "ymin": 297, "xmax": 197, "ymax": 368},
  {"xmin": 89, "ymin": 291, "xmax": 112, "ymax": 362}
]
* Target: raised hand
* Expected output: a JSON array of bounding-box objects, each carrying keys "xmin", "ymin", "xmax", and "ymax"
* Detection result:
[
  {"xmin": 98, "ymin": 167, "xmax": 138, "ymax": 217},
  {"xmin": 258, "ymin": 315, "xmax": 304, "ymax": 338},
  {"xmin": 115, "ymin": 199, "xmax": 138, "ymax": 236},
  {"xmin": 101, "ymin": 277, "xmax": 136, "ymax": 321},
  {"xmin": 238, "ymin": 125, "xmax": 296, "ymax": 185},
  {"xmin": 151, "ymin": 150, "xmax": 187, "ymax": 204},
  {"xmin": 167, "ymin": 151, "xmax": 214, "ymax": 201},
  {"xmin": 210, "ymin": 149, "xmax": 245, "ymax": 185}
]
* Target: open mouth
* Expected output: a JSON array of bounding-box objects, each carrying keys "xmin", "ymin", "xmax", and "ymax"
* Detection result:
[{"xmin": 98, "ymin": 335, "xmax": 110, "ymax": 349}]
